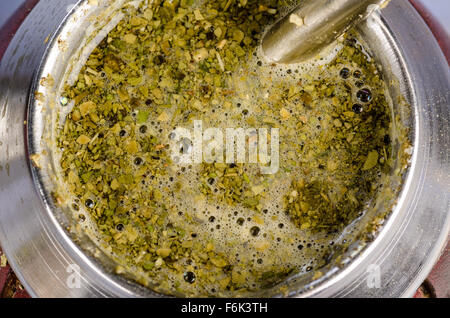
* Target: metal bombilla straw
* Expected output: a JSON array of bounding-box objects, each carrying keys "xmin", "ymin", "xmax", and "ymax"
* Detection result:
[{"xmin": 262, "ymin": 0, "xmax": 389, "ymax": 64}]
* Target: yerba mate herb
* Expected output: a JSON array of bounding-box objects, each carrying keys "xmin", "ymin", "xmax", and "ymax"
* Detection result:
[{"xmin": 57, "ymin": 0, "xmax": 395, "ymax": 297}]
